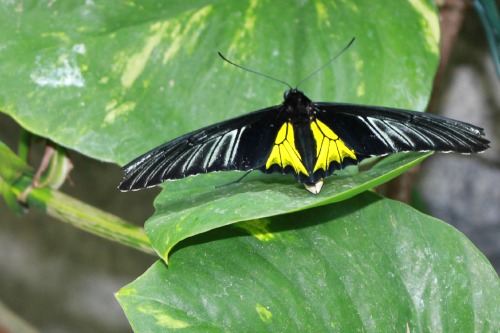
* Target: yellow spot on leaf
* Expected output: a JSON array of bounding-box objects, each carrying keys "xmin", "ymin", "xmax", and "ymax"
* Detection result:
[
  {"xmin": 121, "ymin": 22, "xmax": 168, "ymax": 88},
  {"xmin": 161, "ymin": 24, "xmax": 182, "ymax": 64},
  {"xmin": 41, "ymin": 32, "xmax": 71, "ymax": 43},
  {"xmin": 155, "ymin": 314, "xmax": 189, "ymax": 329},
  {"xmin": 243, "ymin": 0, "xmax": 258, "ymax": 31},
  {"xmin": 315, "ymin": 1, "xmax": 328, "ymax": 22},
  {"xmin": 311, "ymin": 120, "xmax": 356, "ymax": 172},
  {"xmin": 162, "ymin": 6, "xmax": 213, "ymax": 64},
  {"xmin": 256, "ymin": 303, "xmax": 273, "ymax": 323},
  {"xmin": 104, "ymin": 100, "xmax": 136, "ymax": 124},
  {"xmin": 350, "ymin": 53, "xmax": 365, "ymax": 96},
  {"xmin": 137, "ymin": 306, "xmax": 189, "ymax": 329},
  {"xmin": 227, "ymin": 0, "xmax": 259, "ymax": 59},
  {"xmin": 408, "ymin": 0, "xmax": 440, "ymax": 55},
  {"xmin": 354, "ymin": 58, "xmax": 363, "ymax": 72},
  {"xmin": 236, "ymin": 219, "xmax": 275, "ymax": 241},
  {"xmin": 265, "ymin": 123, "xmax": 309, "ymax": 176},
  {"xmin": 116, "ymin": 287, "xmax": 137, "ymax": 297},
  {"xmin": 356, "ymin": 81, "xmax": 365, "ymax": 97},
  {"xmin": 99, "ymin": 76, "xmax": 109, "ymax": 84}
]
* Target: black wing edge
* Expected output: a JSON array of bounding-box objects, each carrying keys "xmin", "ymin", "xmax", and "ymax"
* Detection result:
[{"xmin": 119, "ymin": 148, "xmax": 167, "ymax": 192}]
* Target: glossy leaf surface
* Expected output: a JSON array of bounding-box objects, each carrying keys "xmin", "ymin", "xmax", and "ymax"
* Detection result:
[
  {"xmin": 118, "ymin": 193, "xmax": 500, "ymax": 332},
  {"xmin": 0, "ymin": 0, "xmax": 439, "ymax": 165}
]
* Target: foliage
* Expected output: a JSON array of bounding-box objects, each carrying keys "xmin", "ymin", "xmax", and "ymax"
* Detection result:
[{"xmin": 0, "ymin": 0, "xmax": 498, "ymax": 332}]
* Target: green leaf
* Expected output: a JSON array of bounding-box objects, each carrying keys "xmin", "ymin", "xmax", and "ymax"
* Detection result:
[
  {"xmin": 2, "ymin": 0, "xmax": 444, "ymax": 255},
  {"xmin": 0, "ymin": 141, "xmax": 32, "ymax": 214},
  {"xmin": 0, "ymin": 1, "xmax": 438, "ymax": 164},
  {"xmin": 117, "ymin": 192, "xmax": 500, "ymax": 332},
  {"xmin": 147, "ymin": 152, "xmax": 431, "ymax": 260},
  {"xmin": 0, "ymin": 141, "xmax": 31, "ymax": 184},
  {"xmin": 0, "ymin": 0, "xmax": 441, "ymax": 255}
]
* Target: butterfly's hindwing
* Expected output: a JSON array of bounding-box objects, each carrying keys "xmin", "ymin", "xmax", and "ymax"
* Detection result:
[
  {"xmin": 310, "ymin": 118, "xmax": 358, "ymax": 172},
  {"xmin": 262, "ymin": 118, "xmax": 362, "ymax": 185},
  {"xmin": 263, "ymin": 122, "xmax": 309, "ymax": 178}
]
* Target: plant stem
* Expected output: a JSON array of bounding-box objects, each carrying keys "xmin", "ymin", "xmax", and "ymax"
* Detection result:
[{"xmin": 10, "ymin": 177, "xmax": 156, "ymax": 255}]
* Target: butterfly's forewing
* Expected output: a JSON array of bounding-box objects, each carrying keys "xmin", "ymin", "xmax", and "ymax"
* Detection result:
[
  {"xmin": 314, "ymin": 103, "xmax": 490, "ymax": 156},
  {"xmin": 119, "ymin": 106, "xmax": 285, "ymax": 191}
]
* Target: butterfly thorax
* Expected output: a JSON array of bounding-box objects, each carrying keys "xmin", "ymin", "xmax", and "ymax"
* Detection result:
[{"xmin": 283, "ymin": 89, "xmax": 315, "ymax": 124}]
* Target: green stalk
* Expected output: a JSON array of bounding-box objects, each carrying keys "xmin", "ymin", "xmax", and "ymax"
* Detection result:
[{"xmin": 10, "ymin": 177, "xmax": 156, "ymax": 255}]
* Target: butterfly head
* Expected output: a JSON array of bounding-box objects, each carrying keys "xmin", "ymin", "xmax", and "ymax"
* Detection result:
[{"xmin": 283, "ymin": 89, "xmax": 313, "ymax": 115}]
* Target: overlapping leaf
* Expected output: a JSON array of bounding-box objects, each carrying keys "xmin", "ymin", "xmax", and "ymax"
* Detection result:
[{"xmin": 118, "ymin": 193, "xmax": 500, "ymax": 332}]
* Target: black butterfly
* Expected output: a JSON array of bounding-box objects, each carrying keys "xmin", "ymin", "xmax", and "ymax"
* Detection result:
[{"xmin": 119, "ymin": 40, "xmax": 489, "ymax": 194}]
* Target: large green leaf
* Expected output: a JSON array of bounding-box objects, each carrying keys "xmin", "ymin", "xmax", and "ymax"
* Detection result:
[
  {"xmin": 0, "ymin": 1, "xmax": 438, "ymax": 163},
  {"xmin": 117, "ymin": 192, "xmax": 500, "ymax": 332},
  {"xmin": 0, "ymin": 0, "xmax": 441, "ymax": 257}
]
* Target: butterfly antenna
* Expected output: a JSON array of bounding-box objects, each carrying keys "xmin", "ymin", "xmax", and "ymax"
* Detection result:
[
  {"xmin": 218, "ymin": 52, "xmax": 293, "ymax": 90},
  {"xmin": 296, "ymin": 37, "xmax": 356, "ymax": 89}
]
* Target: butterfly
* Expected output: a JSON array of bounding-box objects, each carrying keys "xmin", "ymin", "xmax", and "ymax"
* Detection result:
[{"xmin": 119, "ymin": 39, "xmax": 489, "ymax": 194}]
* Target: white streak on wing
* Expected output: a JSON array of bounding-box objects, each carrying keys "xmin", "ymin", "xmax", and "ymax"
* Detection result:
[
  {"xmin": 211, "ymin": 129, "xmax": 243, "ymax": 168},
  {"xmin": 394, "ymin": 123, "xmax": 435, "ymax": 148},
  {"xmin": 357, "ymin": 116, "xmax": 397, "ymax": 151},
  {"xmin": 382, "ymin": 120, "xmax": 417, "ymax": 149},
  {"xmin": 369, "ymin": 118, "xmax": 421, "ymax": 151},
  {"xmin": 153, "ymin": 149, "xmax": 178, "ymax": 180},
  {"xmin": 224, "ymin": 127, "xmax": 246, "ymax": 166},
  {"xmin": 203, "ymin": 136, "xmax": 224, "ymax": 171},
  {"xmin": 230, "ymin": 126, "xmax": 246, "ymax": 163},
  {"xmin": 129, "ymin": 150, "xmax": 166, "ymax": 186},
  {"xmin": 220, "ymin": 129, "xmax": 238, "ymax": 166},
  {"xmin": 178, "ymin": 144, "xmax": 203, "ymax": 176}
]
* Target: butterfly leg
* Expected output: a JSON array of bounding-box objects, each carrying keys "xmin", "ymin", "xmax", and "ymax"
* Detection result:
[{"xmin": 215, "ymin": 171, "xmax": 253, "ymax": 189}]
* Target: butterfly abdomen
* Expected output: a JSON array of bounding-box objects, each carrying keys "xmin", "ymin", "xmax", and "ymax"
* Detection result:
[{"xmin": 292, "ymin": 123, "xmax": 322, "ymax": 181}]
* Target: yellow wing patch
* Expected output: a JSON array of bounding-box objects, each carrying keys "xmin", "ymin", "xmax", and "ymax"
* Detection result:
[
  {"xmin": 311, "ymin": 119, "xmax": 357, "ymax": 172},
  {"xmin": 265, "ymin": 123, "xmax": 309, "ymax": 176}
]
